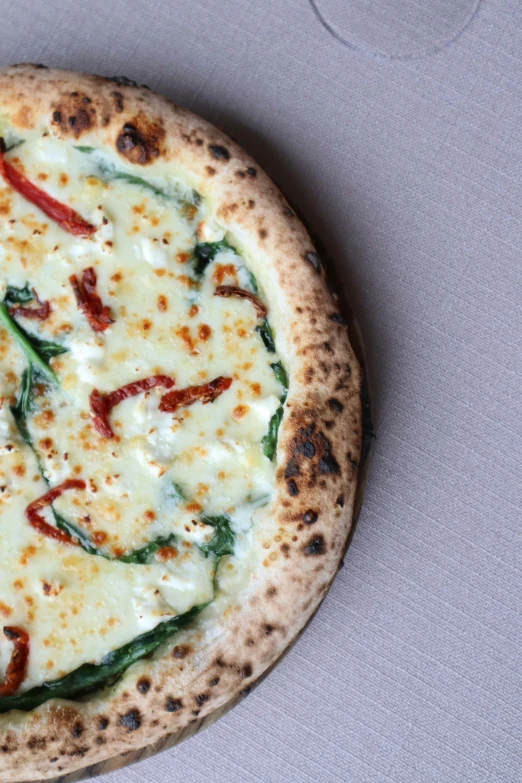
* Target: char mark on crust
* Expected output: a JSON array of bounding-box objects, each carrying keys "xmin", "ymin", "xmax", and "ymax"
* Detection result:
[
  {"xmin": 118, "ymin": 709, "xmax": 141, "ymax": 731},
  {"xmin": 303, "ymin": 534, "xmax": 326, "ymax": 556},
  {"xmin": 111, "ymin": 90, "xmax": 124, "ymax": 113},
  {"xmin": 51, "ymin": 92, "xmax": 96, "ymax": 138},
  {"xmin": 304, "ymin": 251, "xmax": 321, "ymax": 273},
  {"xmin": 136, "ymin": 677, "xmax": 151, "ymax": 694},
  {"xmin": 287, "ymin": 479, "xmax": 299, "ymax": 496},
  {"xmin": 116, "ymin": 113, "xmax": 166, "ymax": 165},
  {"xmin": 284, "ymin": 421, "xmax": 341, "ymax": 489},
  {"xmin": 165, "ymin": 697, "xmax": 182, "ymax": 713},
  {"xmin": 302, "ymin": 510, "xmax": 318, "ymax": 525},
  {"xmin": 208, "ymin": 144, "xmax": 230, "ymax": 161},
  {"xmin": 328, "ymin": 312, "xmax": 347, "ymax": 325},
  {"xmin": 108, "ymin": 75, "xmax": 139, "ymax": 88}
]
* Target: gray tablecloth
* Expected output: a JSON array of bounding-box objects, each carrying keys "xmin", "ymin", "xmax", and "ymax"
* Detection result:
[{"xmin": 1, "ymin": 1, "xmax": 520, "ymax": 781}]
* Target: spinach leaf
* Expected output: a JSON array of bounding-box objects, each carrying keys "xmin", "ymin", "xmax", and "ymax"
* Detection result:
[
  {"xmin": 261, "ymin": 405, "xmax": 284, "ymax": 461},
  {"xmin": 55, "ymin": 510, "xmax": 179, "ymax": 564},
  {"xmin": 111, "ymin": 171, "xmax": 171, "ymax": 200},
  {"xmin": 10, "ymin": 367, "xmax": 35, "ymax": 449},
  {"xmin": 74, "ymin": 146, "xmax": 201, "ymax": 209},
  {"xmin": 261, "ymin": 361, "xmax": 288, "ymax": 460},
  {"xmin": 3, "ymin": 284, "xmax": 34, "ymax": 307},
  {"xmin": 3, "ymin": 138, "xmax": 24, "ymax": 152},
  {"xmin": 53, "ymin": 510, "xmax": 104, "ymax": 557},
  {"xmin": 200, "ymin": 515, "xmax": 235, "ymax": 559},
  {"xmin": 163, "ymin": 480, "xmax": 186, "ymax": 506},
  {"xmin": 10, "ymin": 366, "xmax": 32, "ymax": 420},
  {"xmin": 270, "ymin": 361, "xmax": 288, "ymax": 393},
  {"xmin": 0, "ymin": 602, "xmax": 208, "ymax": 714},
  {"xmin": 118, "ymin": 533, "xmax": 177, "ymax": 564},
  {"xmin": 0, "ymin": 303, "xmax": 66, "ymax": 383},
  {"xmin": 256, "ymin": 318, "xmax": 275, "ymax": 353},
  {"xmin": 193, "ymin": 239, "xmax": 233, "ymax": 277},
  {"xmin": 245, "ymin": 268, "xmax": 258, "ymax": 294}
]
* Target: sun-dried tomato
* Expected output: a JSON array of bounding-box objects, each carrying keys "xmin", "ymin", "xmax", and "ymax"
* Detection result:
[
  {"xmin": 90, "ymin": 375, "xmax": 175, "ymax": 438},
  {"xmin": 159, "ymin": 376, "xmax": 232, "ymax": 413},
  {"xmin": 0, "ymin": 139, "xmax": 95, "ymax": 236},
  {"xmin": 0, "ymin": 627, "xmax": 30, "ymax": 697},
  {"xmin": 70, "ymin": 267, "xmax": 114, "ymax": 332},
  {"xmin": 25, "ymin": 479, "xmax": 86, "ymax": 545},
  {"xmin": 214, "ymin": 285, "xmax": 267, "ymax": 318}
]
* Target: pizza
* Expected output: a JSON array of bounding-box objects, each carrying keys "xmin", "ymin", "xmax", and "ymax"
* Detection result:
[{"xmin": 0, "ymin": 64, "xmax": 364, "ymax": 781}]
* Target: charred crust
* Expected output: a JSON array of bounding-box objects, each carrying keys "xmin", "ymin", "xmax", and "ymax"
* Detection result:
[
  {"xmin": 165, "ymin": 697, "xmax": 182, "ymax": 713},
  {"xmin": 241, "ymin": 663, "xmax": 253, "ymax": 678},
  {"xmin": 70, "ymin": 721, "xmax": 84, "ymax": 738},
  {"xmin": 335, "ymin": 364, "xmax": 352, "ymax": 391},
  {"xmin": 286, "ymin": 421, "xmax": 341, "ymax": 481},
  {"xmin": 209, "ymin": 676, "xmax": 220, "ymax": 687},
  {"xmin": 304, "ymin": 251, "xmax": 321, "ymax": 273},
  {"xmin": 66, "ymin": 746, "xmax": 89, "ymax": 758},
  {"xmin": 287, "ymin": 479, "xmax": 299, "ymax": 496},
  {"xmin": 51, "ymin": 92, "xmax": 96, "ymax": 138},
  {"xmin": 283, "ymin": 206, "xmax": 294, "ymax": 217},
  {"xmin": 136, "ymin": 677, "xmax": 151, "ymax": 694},
  {"xmin": 247, "ymin": 166, "xmax": 257, "ymax": 177},
  {"xmin": 172, "ymin": 644, "xmax": 191, "ymax": 659},
  {"xmin": 303, "ymin": 535, "xmax": 326, "ymax": 556},
  {"xmin": 119, "ymin": 709, "xmax": 141, "ymax": 731},
  {"xmin": 108, "ymin": 75, "xmax": 139, "ymax": 87},
  {"xmin": 329, "ymin": 312, "xmax": 347, "ymax": 325},
  {"xmin": 347, "ymin": 453, "xmax": 358, "ymax": 471},
  {"xmin": 97, "ymin": 717, "xmax": 109, "ymax": 730},
  {"xmin": 116, "ymin": 113, "xmax": 165, "ymax": 164},
  {"xmin": 320, "ymin": 454, "xmax": 339, "ymax": 473},
  {"xmin": 27, "ymin": 736, "xmax": 46, "ymax": 750},
  {"xmin": 208, "ymin": 143, "xmax": 230, "ymax": 161},
  {"xmin": 328, "ymin": 398, "xmax": 344, "ymax": 413},
  {"xmin": 194, "ymin": 692, "xmax": 210, "ymax": 707},
  {"xmin": 264, "ymin": 623, "xmax": 274, "ymax": 635},
  {"xmin": 111, "ymin": 90, "xmax": 124, "ymax": 112},
  {"xmin": 336, "ymin": 494, "xmax": 344, "ymax": 507},
  {"xmin": 303, "ymin": 510, "xmax": 318, "ymax": 525}
]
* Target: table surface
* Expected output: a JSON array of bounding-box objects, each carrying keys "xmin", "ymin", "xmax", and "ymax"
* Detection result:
[{"xmin": 1, "ymin": 1, "xmax": 521, "ymax": 781}]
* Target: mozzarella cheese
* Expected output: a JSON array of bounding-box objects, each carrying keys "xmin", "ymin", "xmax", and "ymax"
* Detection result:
[{"xmin": 0, "ymin": 133, "xmax": 282, "ymax": 692}]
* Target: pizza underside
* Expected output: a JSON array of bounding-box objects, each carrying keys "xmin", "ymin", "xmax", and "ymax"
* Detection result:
[{"xmin": 0, "ymin": 65, "xmax": 363, "ymax": 782}]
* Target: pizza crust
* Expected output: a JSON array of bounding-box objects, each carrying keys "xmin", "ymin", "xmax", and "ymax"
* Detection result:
[{"xmin": 0, "ymin": 64, "xmax": 363, "ymax": 781}]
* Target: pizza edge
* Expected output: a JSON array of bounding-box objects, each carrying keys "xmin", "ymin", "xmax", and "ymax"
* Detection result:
[{"xmin": 0, "ymin": 64, "xmax": 363, "ymax": 781}]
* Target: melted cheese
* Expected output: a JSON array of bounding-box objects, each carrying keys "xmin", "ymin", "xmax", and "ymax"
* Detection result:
[{"xmin": 0, "ymin": 133, "xmax": 281, "ymax": 691}]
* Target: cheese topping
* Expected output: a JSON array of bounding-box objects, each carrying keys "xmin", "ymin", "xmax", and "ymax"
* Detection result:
[{"xmin": 0, "ymin": 132, "xmax": 284, "ymax": 696}]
